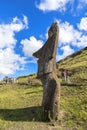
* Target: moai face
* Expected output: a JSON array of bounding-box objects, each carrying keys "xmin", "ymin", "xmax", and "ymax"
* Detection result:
[{"xmin": 33, "ymin": 22, "xmax": 59, "ymax": 78}]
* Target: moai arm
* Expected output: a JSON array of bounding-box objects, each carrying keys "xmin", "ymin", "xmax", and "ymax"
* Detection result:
[{"xmin": 33, "ymin": 22, "xmax": 60, "ymax": 121}]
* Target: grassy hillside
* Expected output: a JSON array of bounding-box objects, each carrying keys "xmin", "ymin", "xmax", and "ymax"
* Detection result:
[
  {"xmin": 57, "ymin": 47, "xmax": 87, "ymax": 85},
  {"xmin": 18, "ymin": 74, "xmax": 42, "ymax": 86},
  {"xmin": 0, "ymin": 76, "xmax": 87, "ymax": 130},
  {"xmin": 0, "ymin": 47, "xmax": 87, "ymax": 130}
]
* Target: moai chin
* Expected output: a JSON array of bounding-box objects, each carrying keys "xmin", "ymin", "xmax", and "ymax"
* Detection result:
[{"xmin": 33, "ymin": 22, "xmax": 60, "ymax": 121}]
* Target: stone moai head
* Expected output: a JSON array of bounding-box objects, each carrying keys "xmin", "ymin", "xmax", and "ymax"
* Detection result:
[{"xmin": 33, "ymin": 22, "xmax": 59, "ymax": 78}]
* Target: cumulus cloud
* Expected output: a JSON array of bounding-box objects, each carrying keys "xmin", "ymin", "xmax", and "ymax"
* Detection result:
[
  {"xmin": 0, "ymin": 16, "xmax": 28, "ymax": 76},
  {"xmin": 57, "ymin": 20, "xmax": 82, "ymax": 47},
  {"xmin": 36, "ymin": 0, "xmax": 71, "ymax": 12},
  {"xmin": 36, "ymin": 0, "xmax": 87, "ymax": 15},
  {"xmin": 0, "ymin": 23, "xmax": 16, "ymax": 49},
  {"xmin": 23, "ymin": 15, "xmax": 28, "ymax": 29},
  {"xmin": 21, "ymin": 36, "xmax": 43, "ymax": 57},
  {"xmin": 56, "ymin": 18, "xmax": 87, "ymax": 61},
  {"xmin": 57, "ymin": 21, "xmax": 82, "ymax": 47},
  {"xmin": 0, "ymin": 15, "xmax": 28, "ymax": 49},
  {"xmin": 78, "ymin": 35, "xmax": 87, "ymax": 47},
  {"xmin": 78, "ymin": 17, "xmax": 87, "ymax": 31},
  {"xmin": 0, "ymin": 48, "xmax": 26, "ymax": 75},
  {"xmin": 57, "ymin": 45, "xmax": 74, "ymax": 61},
  {"xmin": 58, "ymin": 19, "xmax": 87, "ymax": 48}
]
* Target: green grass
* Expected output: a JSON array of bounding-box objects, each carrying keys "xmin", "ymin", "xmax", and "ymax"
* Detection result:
[
  {"xmin": 60, "ymin": 85, "xmax": 87, "ymax": 129},
  {"xmin": 57, "ymin": 47, "xmax": 87, "ymax": 85},
  {"xmin": 0, "ymin": 83, "xmax": 44, "ymax": 130},
  {"xmin": 0, "ymin": 47, "xmax": 87, "ymax": 130},
  {"xmin": 0, "ymin": 80, "xmax": 87, "ymax": 130},
  {"xmin": 18, "ymin": 74, "xmax": 42, "ymax": 86}
]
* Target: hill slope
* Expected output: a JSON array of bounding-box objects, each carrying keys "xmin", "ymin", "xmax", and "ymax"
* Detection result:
[
  {"xmin": 57, "ymin": 47, "xmax": 87, "ymax": 85},
  {"xmin": 0, "ymin": 47, "xmax": 87, "ymax": 130},
  {"xmin": 0, "ymin": 79, "xmax": 87, "ymax": 130}
]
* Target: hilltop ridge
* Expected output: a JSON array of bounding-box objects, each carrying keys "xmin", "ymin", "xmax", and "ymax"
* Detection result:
[
  {"xmin": 57, "ymin": 46, "xmax": 87, "ymax": 85},
  {"xmin": 58, "ymin": 46, "xmax": 87, "ymax": 64}
]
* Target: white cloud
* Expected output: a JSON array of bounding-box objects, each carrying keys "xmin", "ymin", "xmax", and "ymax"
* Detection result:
[
  {"xmin": 0, "ymin": 48, "xmax": 26, "ymax": 75},
  {"xmin": 36, "ymin": 0, "xmax": 87, "ymax": 15},
  {"xmin": 11, "ymin": 15, "xmax": 28, "ymax": 31},
  {"xmin": 30, "ymin": 18, "xmax": 87, "ymax": 62},
  {"xmin": 78, "ymin": 17, "xmax": 87, "ymax": 31},
  {"xmin": 36, "ymin": 0, "xmax": 71, "ymax": 12},
  {"xmin": 0, "ymin": 15, "xmax": 28, "ymax": 49},
  {"xmin": 78, "ymin": 35, "xmax": 87, "ymax": 47},
  {"xmin": 57, "ymin": 20, "xmax": 82, "ymax": 47},
  {"xmin": 0, "ymin": 16, "xmax": 28, "ymax": 76},
  {"xmin": 61, "ymin": 45, "xmax": 74, "ymax": 56},
  {"xmin": 56, "ymin": 18, "xmax": 87, "ymax": 61},
  {"xmin": 57, "ymin": 45, "xmax": 74, "ymax": 61},
  {"xmin": 23, "ymin": 15, "xmax": 28, "ymax": 29},
  {"xmin": 21, "ymin": 36, "xmax": 43, "ymax": 57}
]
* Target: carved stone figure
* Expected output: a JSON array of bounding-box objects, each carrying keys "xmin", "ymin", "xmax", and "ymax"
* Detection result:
[{"xmin": 33, "ymin": 22, "xmax": 60, "ymax": 121}]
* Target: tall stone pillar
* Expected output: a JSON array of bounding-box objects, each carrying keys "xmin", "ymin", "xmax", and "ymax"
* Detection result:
[{"xmin": 33, "ymin": 22, "xmax": 60, "ymax": 121}]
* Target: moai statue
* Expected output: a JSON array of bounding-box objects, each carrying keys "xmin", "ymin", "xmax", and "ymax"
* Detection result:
[{"xmin": 33, "ymin": 22, "xmax": 60, "ymax": 121}]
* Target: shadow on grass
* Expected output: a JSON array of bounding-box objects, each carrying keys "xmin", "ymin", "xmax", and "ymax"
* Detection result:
[
  {"xmin": 61, "ymin": 83, "xmax": 87, "ymax": 87},
  {"xmin": 26, "ymin": 90, "xmax": 43, "ymax": 95},
  {"xmin": 0, "ymin": 106, "xmax": 43, "ymax": 122}
]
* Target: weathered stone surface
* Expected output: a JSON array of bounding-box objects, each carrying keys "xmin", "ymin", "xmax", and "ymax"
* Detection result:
[{"xmin": 33, "ymin": 22, "xmax": 60, "ymax": 121}]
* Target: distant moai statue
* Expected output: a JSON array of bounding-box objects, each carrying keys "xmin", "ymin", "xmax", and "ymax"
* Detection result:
[{"xmin": 33, "ymin": 22, "xmax": 60, "ymax": 121}]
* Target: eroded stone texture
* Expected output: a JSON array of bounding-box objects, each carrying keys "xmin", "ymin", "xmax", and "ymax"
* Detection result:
[{"xmin": 33, "ymin": 22, "xmax": 60, "ymax": 121}]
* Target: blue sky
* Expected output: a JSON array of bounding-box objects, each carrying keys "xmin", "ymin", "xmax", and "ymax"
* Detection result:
[{"xmin": 0, "ymin": 0, "xmax": 87, "ymax": 79}]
